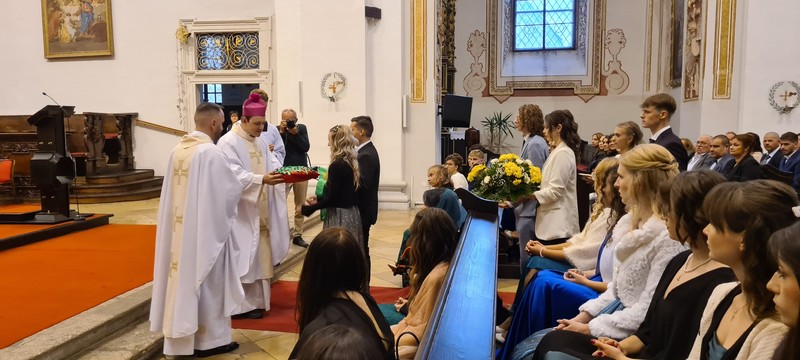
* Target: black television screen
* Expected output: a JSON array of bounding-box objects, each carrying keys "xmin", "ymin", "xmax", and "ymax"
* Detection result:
[{"xmin": 441, "ymin": 94, "xmax": 473, "ymax": 128}]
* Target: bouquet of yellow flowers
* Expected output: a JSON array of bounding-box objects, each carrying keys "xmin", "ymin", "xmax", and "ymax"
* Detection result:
[{"xmin": 467, "ymin": 153, "xmax": 542, "ymax": 202}]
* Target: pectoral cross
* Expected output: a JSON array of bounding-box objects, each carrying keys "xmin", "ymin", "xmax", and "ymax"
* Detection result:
[{"xmin": 173, "ymin": 159, "xmax": 189, "ymax": 185}]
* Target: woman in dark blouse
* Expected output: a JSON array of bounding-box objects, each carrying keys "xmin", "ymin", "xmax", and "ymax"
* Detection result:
[
  {"xmin": 533, "ymin": 171, "xmax": 736, "ymax": 360},
  {"xmin": 724, "ymin": 133, "xmax": 763, "ymax": 182},
  {"xmin": 302, "ymin": 124, "xmax": 363, "ymax": 243}
]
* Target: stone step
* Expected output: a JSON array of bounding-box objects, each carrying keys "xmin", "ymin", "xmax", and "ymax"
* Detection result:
[
  {"xmin": 73, "ymin": 319, "xmax": 163, "ymax": 360},
  {"xmin": 70, "ymin": 187, "xmax": 163, "ymax": 204},
  {"xmin": 74, "ymin": 177, "xmax": 164, "ymax": 195},
  {"xmin": 85, "ymin": 170, "xmax": 156, "ymax": 185}
]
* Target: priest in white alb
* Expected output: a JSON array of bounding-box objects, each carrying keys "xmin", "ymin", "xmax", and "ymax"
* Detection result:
[
  {"xmin": 217, "ymin": 93, "xmax": 287, "ymax": 319},
  {"xmin": 149, "ymin": 102, "xmax": 244, "ymax": 358}
]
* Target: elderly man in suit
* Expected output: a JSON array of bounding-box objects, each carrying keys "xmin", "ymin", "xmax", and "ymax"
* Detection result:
[
  {"xmin": 708, "ymin": 134, "xmax": 735, "ymax": 174},
  {"xmin": 761, "ymin": 132, "xmax": 785, "ymax": 168},
  {"xmin": 350, "ymin": 115, "xmax": 381, "ymax": 286},
  {"xmin": 688, "ymin": 134, "xmax": 715, "ymax": 170},
  {"xmin": 779, "ymin": 132, "xmax": 800, "ymax": 193},
  {"xmin": 640, "ymin": 93, "xmax": 689, "ymax": 171}
]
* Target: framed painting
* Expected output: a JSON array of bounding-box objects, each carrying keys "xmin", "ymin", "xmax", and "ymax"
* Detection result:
[
  {"xmin": 41, "ymin": 0, "xmax": 114, "ymax": 59},
  {"xmin": 670, "ymin": 0, "xmax": 685, "ymax": 87}
]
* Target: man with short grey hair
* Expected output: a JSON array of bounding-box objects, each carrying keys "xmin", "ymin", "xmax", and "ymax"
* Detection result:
[
  {"xmin": 760, "ymin": 132, "xmax": 784, "ymax": 168},
  {"xmin": 688, "ymin": 134, "xmax": 714, "ymax": 170}
]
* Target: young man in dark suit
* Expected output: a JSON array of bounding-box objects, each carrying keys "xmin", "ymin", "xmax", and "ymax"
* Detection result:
[
  {"xmin": 350, "ymin": 116, "xmax": 380, "ymax": 285},
  {"xmin": 779, "ymin": 132, "xmax": 800, "ymax": 193},
  {"xmin": 640, "ymin": 93, "xmax": 689, "ymax": 171}
]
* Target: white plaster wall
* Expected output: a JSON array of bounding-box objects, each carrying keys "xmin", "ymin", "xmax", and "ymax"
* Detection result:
[
  {"xmin": 365, "ymin": 0, "xmax": 405, "ymax": 185},
  {"xmin": 0, "ymin": 0, "xmax": 275, "ymax": 176},
  {"xmin": 453, "ymin": 0, "xmax": 657, "ymax": 153},
  {"xmin": 737, "ymin": 0, "xmax": 800, "ymax": 135}
]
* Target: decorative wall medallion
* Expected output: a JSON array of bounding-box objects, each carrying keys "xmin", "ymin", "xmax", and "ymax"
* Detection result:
[
  {"xmin": 602, "ymin": 29, "xmax": 629, "ymax": 95},
  {"xmin": 768, "ymin": 81, "xmax": 800, "ymax": 114},
  {"xmin": 320, "ymin": 72, "xmax": 347, "ymax": 102},
  {"xmin": 683, "ymin": 0, "xmax": 703, "ymax": 101},
  {"xmin": 463, "ymin": 30, "xmax": 487, "ymax": 96}
]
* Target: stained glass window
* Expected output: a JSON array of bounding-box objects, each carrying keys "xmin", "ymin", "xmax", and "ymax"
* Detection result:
[
  {"xmin": 514, "ymin": 0, "xmax": 575, "ymax": 51},
  {"xmin": 196, "ymin": 32, "xmax": 260, "ymax": 70}
]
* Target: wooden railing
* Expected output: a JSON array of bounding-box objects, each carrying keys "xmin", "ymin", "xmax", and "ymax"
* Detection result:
[
  {"xmin": 135, "ymin": 119, "xmax": 187, "ymax": 136},
  {"xmin": 415, "ymin": 188, "xmax": 499, "ymax": 359}
]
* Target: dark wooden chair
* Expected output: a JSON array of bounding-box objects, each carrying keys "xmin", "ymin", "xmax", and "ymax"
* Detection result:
[
  {"xmin": 0, "ymin": 158, "xmax": 16, "ymax": 201},
  {"xmin": 762, "ymin": 164, "xmax": 793, "ymax": 186}
]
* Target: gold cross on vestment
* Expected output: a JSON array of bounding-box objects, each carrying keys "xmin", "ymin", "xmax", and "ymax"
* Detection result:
[
  {"xmin": 173, "ymin": 209, "xmax": 183, "ymax": 230},
  {"xmin": 169, "ymin": 260, "xmax": 179, "ymax": 277},
  {"xmin": 249, "ymin": 150, "xmax": 263, "ymax": 165},
  {"xmin": 173, "ymin": 159, "xmax": 190, "ymax": 185}
]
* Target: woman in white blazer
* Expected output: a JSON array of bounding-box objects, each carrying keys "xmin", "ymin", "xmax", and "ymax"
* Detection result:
[{"xmin": 525, "ymin": 109, "xmax": 581, "ymax": 246}]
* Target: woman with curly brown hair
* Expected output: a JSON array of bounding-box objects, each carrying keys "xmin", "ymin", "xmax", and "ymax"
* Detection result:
[{"xmin": 511, "ymin": 104, "xmax": 550, "ymax": 270}]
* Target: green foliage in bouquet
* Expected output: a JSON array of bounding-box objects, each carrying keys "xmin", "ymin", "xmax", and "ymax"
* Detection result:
[{"xmin": 467, "ymin": 153, "xmax": 542, "ymax": 202}]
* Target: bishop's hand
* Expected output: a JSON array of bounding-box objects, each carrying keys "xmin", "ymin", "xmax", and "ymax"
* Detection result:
[{"xmin": 262, "ymin": 172, "xmax": 285, "ymax": 185}]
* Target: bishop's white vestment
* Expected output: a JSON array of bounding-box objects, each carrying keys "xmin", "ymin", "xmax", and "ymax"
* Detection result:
[
  {"xmin": 149, "ymin": 131, "xmax": 245, "ymax": 355},
  {"xmin": 217, "ymin": 123, "xmax": 287, "ymax": 313}
]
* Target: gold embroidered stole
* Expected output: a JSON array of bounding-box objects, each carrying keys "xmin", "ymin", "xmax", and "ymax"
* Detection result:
[
  {"xmin": 163, "ymin": 133, "xmax": 207, "ymax": 334},
  {"xmin": 232, "ymin": 123, "xmax": 274, "ymax": 278}
]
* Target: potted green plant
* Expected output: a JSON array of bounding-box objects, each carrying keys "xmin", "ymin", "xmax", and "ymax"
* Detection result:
[{"xmin": 480, "ymin": 111, "xmax": 515, "ymax": 153}]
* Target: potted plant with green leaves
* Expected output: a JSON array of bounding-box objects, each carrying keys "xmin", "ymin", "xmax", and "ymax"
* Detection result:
[{"xmin": 481, "ymin": 111, "xmax": 515, "ymax": 153}]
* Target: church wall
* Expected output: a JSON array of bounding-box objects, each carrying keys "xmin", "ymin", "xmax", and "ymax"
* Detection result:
[
  {"xmin": 0, "ymin": 0, "xmax": 275, "ymax": 176},
  {"xmin": 452, "ymin": 0, "xmax": 655, "ymax": 154},
  {"xmin": 736, "ymin": 0, "xmax": 800, "ymax": 135}
]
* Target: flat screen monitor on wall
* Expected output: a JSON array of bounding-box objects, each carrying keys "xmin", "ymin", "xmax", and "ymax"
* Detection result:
[{"xmin": 441, "ymin": 94, "xmax": 473, "ymax": 128}]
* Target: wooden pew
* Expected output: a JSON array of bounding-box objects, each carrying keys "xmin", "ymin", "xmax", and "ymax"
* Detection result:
[{"xmin": 415, "ymin": 188, "xmax": 499, "ymax": 359}]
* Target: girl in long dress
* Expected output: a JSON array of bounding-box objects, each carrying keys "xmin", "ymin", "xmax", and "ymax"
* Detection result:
[
  {"xmin": 496, "ymin": 157, "xmax": 625, "ymax": 359},
  {"xmin": 514, "ymin": 145, "xmax": 685, "ymax": 359},
  {"xmin": 536, "ymin": 170, "xmax": 737, "ymax": 360}
]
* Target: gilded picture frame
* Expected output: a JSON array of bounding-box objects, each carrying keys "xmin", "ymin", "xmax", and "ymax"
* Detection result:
[{"xmin": 41, "ymin": 0, "xmax": 114, "ymax": 59}]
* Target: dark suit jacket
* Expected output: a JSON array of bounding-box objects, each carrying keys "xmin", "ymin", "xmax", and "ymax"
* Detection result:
[
  {"xmin": 283, "ymin": 123, "xmax": 310, "ymax": 167},
  {"xmin": 652, "ymin": 128, "xmax": 689, "ymax": 171},
  {"xmin": 724, "ymin": 155, "xmax": 764, "ymax": 182},
  {"xmin": 690, "ymin": 153, "xmax": 715, "ymax": 170},
  {"xmin": 780, "ymin": 150, "xmax": 800, "ymax": 193},
  {"xmin": 711, "ymin": 154, "xmax": 735, "ymax": 174},
  {"xmin": 761, "ymin": 150, "xmax": 784, "ymax": 169},
  {"xmin": 356, "ymin": 141, "xmax": 381, "ymax": 226}
]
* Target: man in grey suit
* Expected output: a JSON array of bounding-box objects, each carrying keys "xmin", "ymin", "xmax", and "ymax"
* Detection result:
[
  {"xmin": 688, "ymin": 134, "xmax": 715, "ymax": 170},
  {"xmin": 708, "ymin": 134, "xmax": 735, "ymax": 174}
]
